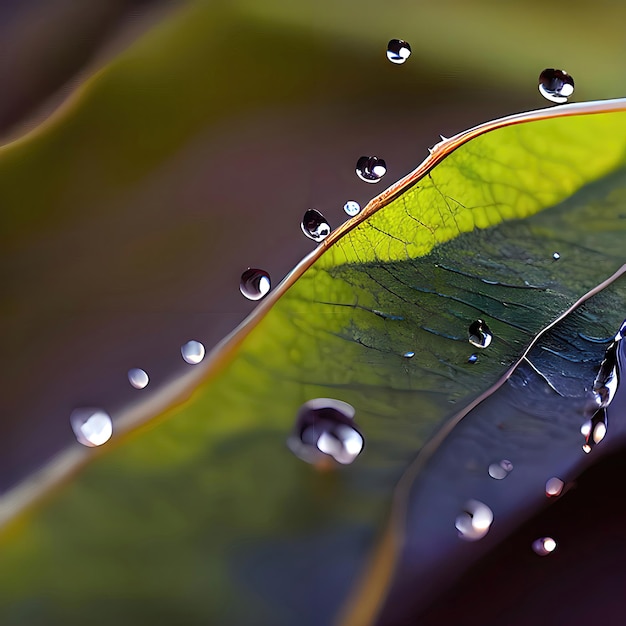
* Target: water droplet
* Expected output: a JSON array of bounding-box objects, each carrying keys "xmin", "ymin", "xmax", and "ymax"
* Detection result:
[
  {"xmin": 343, "ymin": 200, "xmax": 361, "ymax": 217},
  {"xmin": 488, "ymin": 459, "xmax": 513, "ymax": 480},
  {"xmin": 386, "ymin": 38, "xmax": 411, "ymax": 64},
  {"xmin": 468, "ymin": 354, "xmax": 478, "ymax": 364},
  {"xmin": 403, "ymin": 351, "xmax": 415, "ymax": 358},
  {"xmin": 70, "ymin": 409, "xmax": 113, "ymax": 447},
  {"xmin": 581, "ymin": 408, "xmax": 607, "ymax": 453},
  {"xmin": 593, "ymin": 340, "xmax": 619, "ymax": 407},
  {"xmin": 468, "ymin": 319, "xmax": 493, "ymax": 349},
  {"xmin": 538, "ymin": 68, "xmax": 575, "ymax": 103},
  {"xmin": 239, "ymin": 268, "xmax": 271, "ymax": 301},
  {"xmin": 301, "ymin": 209, "xmax": 331, "ymax": 242},
  {"xmin": 546, "ymin": 477, "xmax": 564, "ymax": 497},
  {"xmin": 181, "ymin": 340, "xmax": 205, "ymax": 365},
  {"xmin": 532, "ymin": 537, "xmax": 557, "ymax": 556},
  {"xmin": 455, "ymin": 500, "xmax": 494, "ymax": 541},
  {"xmin": 128, "ymin": 368, "xmax": 149, "ymax": 389},
  {"xmin": 356, "ymin": 156, "xmax": 387, "ymax": 183},
  {"xmin": 552, "ymin": 251, "xmax": 560, "ymax": 261},
  {"xmin": 287, "ymin": 398, "xmax": 363, "ymax": 466}
]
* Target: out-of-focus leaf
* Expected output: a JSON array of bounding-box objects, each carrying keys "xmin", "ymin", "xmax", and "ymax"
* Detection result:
[{"xmin": 1, "ymin": 99, "xmax": 625, "ymax": 626}]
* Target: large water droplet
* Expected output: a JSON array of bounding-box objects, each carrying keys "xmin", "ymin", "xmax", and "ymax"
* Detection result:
[
  {"xmin": 468, "ymin": 319, "xmax": 493, "ymax": 349},
  {"xmin": 488, "ymin": 459, "xmax": 513, "ymax": 480},
  {"xmin": 128, "ymin": 367, "xmax": 149, "ymax": 389},
  {"xmin": 538, "ymin": 68, "xmax": 575, "ymax": 103},
  {"xmin": 546, "ymin": 477, "xmax": 564, "ymax": 497},
  {"xmin": 287, "ymin": 398, "xmax": 363, "ymax": 466},
  {"xmin": 532, "ymin": 537, "xmax": 557, "ymax": 556},
  {"xmin": 455, "ymin": 500, "xmax": 494, "ymax": 541},
  {"xmin": 70, "ymin": 409, "xmax": 113, "ymax": 447},
  {"xmin": 344, "ymin": 200, "xmax": 361, "ymax": 217},
  {"xmin": 301, "ymin": 209, "xmax": 331, "ymax": 242},
  {"xmin": 356, "ymin": 156, "xmax": 387, "ymax": 183},
  {"xmin": 386, "ymin": 39, "xmax": 411, "ymax": 64},
  {"xmin": 240, "ymin": 268, "xmax": 271, "ymax": 301},
  {"xmin": 181, "ymin": 340, "xmax": 205, "ymax": 365}
]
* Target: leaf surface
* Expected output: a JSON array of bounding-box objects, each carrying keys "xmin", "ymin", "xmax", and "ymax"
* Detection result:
[{"xmin": 1, "ymin": 102, "xmax": 626, "ymax": 626}]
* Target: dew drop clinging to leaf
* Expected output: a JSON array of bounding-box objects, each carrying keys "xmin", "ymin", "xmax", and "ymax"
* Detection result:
[
  {"xmin": 181, "ymin": 340, "xmax": 205, "ymax": 365},
  {"xmin": 488, "ymin": 459, "xmax": 513, "ymax": 480},
  {"xmin": 301, "ymin": 209, "xmax": 331, "ymax": 242},
  {"xmin": 538, "ymin": 68, "xmax": 574, "ymax": 104},
  {"xmin": 287, "ymin": 398, "xmax": 363, "ymax": 466},
  {"xmin": 468, "ymin": 319, "xmax": 493, "ymax": 349},
  {"xmin": 545, "ymin": 477, "xmax": 564, "ymax": 497},
  {"xmin": 70, "ymin": 409, "xmax": 113, "ymax": 447},
  {"xmin": 239, "ymin": 268, "xmax": 271, "ymax": 301},
  {"xmin": 455, "ymin": 500, "xmax": 494, "ymax": 541},
  {"xmin": 128, "ymin": 368, "xmax": 149, "ymax": 389},
  {"xmin": 532, "ymin": 537, "xmax": 557, "ymax": 556},
  {"xmin": 343, "ymin": 200, "xmax": 361, "ymax": 217},
  {"xmin": 386, "ymin": 38, "xmax": 411, "ymax": 64},
  {"xmin": 356, "ymin": 156, "xmax": 387, "ymax": 183}
]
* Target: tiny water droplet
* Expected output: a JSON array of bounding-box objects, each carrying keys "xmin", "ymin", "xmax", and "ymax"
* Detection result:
[
  {"xmin": 546, "ymin": 477, "xmax": 564, "ymax": 497},
  {"xmin": 455, "ymin": 500, "xmax": 494, "ymax": 541},
  {"xmin": 538, "ymin": 68, "xmax": 574, "ymax": 104},
  {"xmin": 239, "ymin": 268, "xmax": 271, "ymax": 301},
  {"xmin": 386, "ymin": 38, "xmax": 411, "ymax": 64},
  {"xmin": 288, "ymin": 398, "xmax": 363, "ymax": 466},
  {"xmin": 128, "ymin": 368, "xmax": 149, "ymax": 389},
  {"xmin": 552, "ymin": 252, "xmax": 560, "ymax": 261},
  {"xmin": 301, "ymin": 209, "xmax": 331, "ymax": 242},
  {"xmin": 468, "ymin": 354, "xmax": 478, "ymax": 364},
  {"xmin": 532, "ymin": 537, "xmax": 557, "ymax": 556},
  {"xmin": 181, "ymin": 340, "xmax": 205, "ymax": 365},
  {"xmin": 403, "ymin": 351, "xmax": 415, "ymax": 358},
  {"xmin": 343, "ymin": 200, "xmax": 361, "ymax": 217},
  {"xmin": 488, "ymin": 459, "xmax": 513, "ymax": 480},
  {"xmin": 70, "ymin": 408, "xmax": 113, "ymax": 447},
  {"xmin": 356, "ymin": 156, "xmax": 387, "ymax": 183},
  {"xmin": 468, "ymin": 319, "xmax": 493, "ymax": 349}
]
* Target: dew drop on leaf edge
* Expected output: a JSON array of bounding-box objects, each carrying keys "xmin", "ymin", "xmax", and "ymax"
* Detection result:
[
  {"xmin": 538, "ymin": 68, "xmax": 574, "ymax": 104},
  {"xmin": 181, "ymin": 340, "xmax": 206, "ymax": 365},
  {"xmin": 386, "ymin": 38, "xmax": 411, "ymax": 64},
  {"xmin": 532, "ymin": 537, "xmax": 557, "ymax": 556},
  {"xmin": 70, "ymin": 408, "xmax": 113, "ymax": 447},
  {"xmin": 240, "ymin": 268, "xmax": 271, "ymax": 301},
  {"xmin": 356, "ymin": 155, "xmax": 387, "ymax": 183},
  {"xmin": 128, "ymin": 367, "xmax": 149, "ymax": 389},
  {"xmin": 301, "ymin": 209, "xmax": 331, "ymax": 242},
  {"xmin": 343, "ymin": 200, "xmax": 361, "ymax": 217}
]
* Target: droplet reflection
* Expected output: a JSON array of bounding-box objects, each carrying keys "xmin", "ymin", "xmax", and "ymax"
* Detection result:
[
  {"xmin": 403, "ymin": 351, "xmax": 415, "ymax": 358},
  {"xmin": 356, "ymin": 156, "xmax": 387, "ymax": 183},
  {"xmin": 70, "ymin": 409, "xmax": 113, "ymax": 447},
  {"xmin": 386, "ymin": 39, "xmax": 411, "ymax": 64},
  {"xmin": 455, "ymin": 500, "xmax": 494, "ymax": 541},
  {"xmin": 128, "ymin": 368, "xmax": 149, "ymax": 389},
  {"xmin": 287, "ymin": 398, "xmax": 363, "ymax": 466},
  {"xmin": 468, "ymin": 319, "xmax": 493, "ymax": 349},
  {"xmin": 538, "ymin": 68, "xmax": 574, "ymax": 103},
  {"xmin": 532, "ymin": 536, "xmax": 557, "ymax": 556},
  {"xmin": 181, "ymin": 340, "xmax": 205, "ymax": 365},
  {"xmin": 240, "ymin": 268, "xmax": 271, "ymax": 301},
  {"xmin": 301, "ymin": 209, "xmax": 331, "ymax": 242}
]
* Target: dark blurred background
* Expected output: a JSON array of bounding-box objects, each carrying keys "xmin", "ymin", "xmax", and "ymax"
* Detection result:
[{"xmin": 1, "ymin": 0, "xmax": 625, "ymax": 622}]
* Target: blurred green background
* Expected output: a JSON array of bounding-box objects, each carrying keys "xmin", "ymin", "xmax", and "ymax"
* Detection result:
[{"xmin": 1, "ymin": 0, "xmax": 625, "ymax": 489}]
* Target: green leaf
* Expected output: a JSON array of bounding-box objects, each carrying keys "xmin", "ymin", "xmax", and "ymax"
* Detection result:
[{"xmin": 1, "ymin": 98, "xmax": 625, "ymax": 626}]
